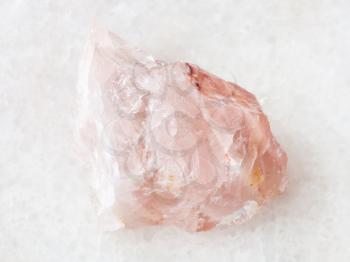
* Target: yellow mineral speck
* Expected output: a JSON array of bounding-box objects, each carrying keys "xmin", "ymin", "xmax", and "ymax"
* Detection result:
[
  {"xmin": 250, "ymin": 167, "xmax": 264, "ymax": 187},
  {"xmin": 166, "ymin": 175, "xmax": 175, "ymax": 191}
]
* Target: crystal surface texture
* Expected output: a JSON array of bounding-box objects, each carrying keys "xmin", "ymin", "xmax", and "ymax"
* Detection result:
[{"xmin": 77, "ymin": 27, "xmax": 287, "ymax": 232}]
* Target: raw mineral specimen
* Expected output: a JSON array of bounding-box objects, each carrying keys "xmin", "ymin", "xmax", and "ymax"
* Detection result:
[{"xmin": 77, "ymin": 26, "xmax": 287, "ymax": 232}]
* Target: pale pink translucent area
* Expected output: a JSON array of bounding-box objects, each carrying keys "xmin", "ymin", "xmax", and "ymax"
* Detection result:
[{"xmin": 78, "ymin": 27, "xmax": 287, "ymax": 232}]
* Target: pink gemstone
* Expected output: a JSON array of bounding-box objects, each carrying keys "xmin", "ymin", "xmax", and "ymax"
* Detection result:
[{"xmin": 78, "ymin": 26, "xmax": 288, "ymax": 232}]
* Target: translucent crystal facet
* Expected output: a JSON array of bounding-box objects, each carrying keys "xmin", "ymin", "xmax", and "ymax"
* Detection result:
[{"xmin": 77, "ymin": 26, "xmax": 287, "ymax": 232}]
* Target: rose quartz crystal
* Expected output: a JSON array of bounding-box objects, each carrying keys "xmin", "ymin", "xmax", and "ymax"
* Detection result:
[{"xmin": 77, "ymin": 26, "xmax": 287, "ymax": 232}]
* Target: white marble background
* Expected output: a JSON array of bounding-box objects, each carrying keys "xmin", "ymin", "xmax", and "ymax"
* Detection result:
[{"xmin": 1, "ymin": 1, "xmax": 349, "ymax": 261}]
